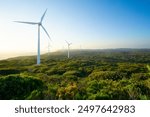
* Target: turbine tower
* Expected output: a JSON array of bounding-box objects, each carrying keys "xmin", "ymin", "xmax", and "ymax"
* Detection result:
[
  {"xmin": 65, "ymin": 40, "xmax": 72, "ymax": 58},
  {"xmin": 14, "ymin": 9, "xmax": 51, "ymax": 65}
]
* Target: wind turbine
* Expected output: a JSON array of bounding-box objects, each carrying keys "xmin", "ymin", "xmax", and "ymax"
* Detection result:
[
  {"xmin": 65, "ymin": 40, "xmax": 72, "ymax": 58},
  {"xmin": 14, "ymin": 9, "xmax": 51, "ymax": 65},
  {"xmin": 47, "ymin": 42, "xmax": 51, "ymax": 56}
]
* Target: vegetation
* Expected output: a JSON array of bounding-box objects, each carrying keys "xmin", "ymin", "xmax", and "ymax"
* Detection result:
[{"xmin": 0, "ymin": 49, "xmax": 150, "ymax": 100}]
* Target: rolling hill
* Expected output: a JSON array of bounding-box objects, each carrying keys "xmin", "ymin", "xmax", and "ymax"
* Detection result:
[{"xmin": 0, "ymin": 49, "xmax": 150, "ymax": 100}]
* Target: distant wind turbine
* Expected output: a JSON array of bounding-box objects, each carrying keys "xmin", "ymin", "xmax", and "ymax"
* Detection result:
[
  {"xmin": 65, "ymin": 40, "xmax": 72, "ymax": 58},
  {"xmin": 14, "ymin": 9, "xmax": 51, "ymax": 65},
  {"xmin": 47, "ymin": 42, "xmax": 51, "ymax": 56}
]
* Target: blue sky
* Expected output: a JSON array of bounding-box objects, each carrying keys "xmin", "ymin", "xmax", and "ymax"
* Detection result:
[{"xmin": 0, "ymin": 0, "xmax": 150, "ymax": 59}]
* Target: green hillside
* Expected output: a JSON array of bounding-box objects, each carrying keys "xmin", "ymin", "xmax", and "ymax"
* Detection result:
[{"xmin": 0, "ymin": 49, "xmax": 150, "ymax": 100}]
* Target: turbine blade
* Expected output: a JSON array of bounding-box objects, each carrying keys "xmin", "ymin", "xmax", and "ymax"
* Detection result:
[
  {"xmin": 14, "ymin": 21, "xmax": 38, "ymax": 25},
  {"xmin": 65, "ymin": 40, "xmax": 69, "ymax": 44},
  {"xmin": 40, "ymin": 9, "xmax": 47, "ymax": 23},
  {"xmin": 41, "ymin": 25, "xmax": 51, "ymax": 40}
]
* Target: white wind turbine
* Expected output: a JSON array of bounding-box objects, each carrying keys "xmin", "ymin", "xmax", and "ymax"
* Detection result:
[
  {"xmin": 47, "ymin": 42, "xmax": 51, "ymax": 56},
  {"xmin": 14, "ymin": 9, "xmax": 51, "ymax": 65},
  {"xmin": 65, "ymin": 40, "xmax": 72, "ymax": 58}
]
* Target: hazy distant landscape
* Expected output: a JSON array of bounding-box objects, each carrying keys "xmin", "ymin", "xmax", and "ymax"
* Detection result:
[{"xmin": 0, "ymin": 49, "xmax": 150, "ymax": 100}]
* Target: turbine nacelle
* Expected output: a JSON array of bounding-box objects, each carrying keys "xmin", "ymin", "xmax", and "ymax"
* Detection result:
[
  {"xmin": 38, "ymin": 22, "xmax": 42, "ymax": 26},
  {"xmin": 65, "ymin": 40, "xmax": 72, "ymax": 46}
]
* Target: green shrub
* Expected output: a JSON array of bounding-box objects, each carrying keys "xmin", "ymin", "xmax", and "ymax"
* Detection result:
[
  {"xmin": 0, "ymin": 68, "xmax": 20, "ymax": 75},
  {"xmin": 89, "ymin": 71, "xmax": 125, "ymax": 80},
  {"xmin": 63, "ymin": 70, "xmax": 82, "ymax": 77},
  {"xmin": 131, "ymin": 73, "xmax": 149, "ymax": 80},
  {"xmin": 0, "ymin": 75, "xmax": 44, "ymax": 99},
  {"xmin": 26, "ymin": 90, "xmax": 43, "ymax": 100}
]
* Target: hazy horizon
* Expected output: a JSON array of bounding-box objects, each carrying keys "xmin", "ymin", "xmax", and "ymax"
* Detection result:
[
  {"xmin": 0, "ymin": 0, "xmax": 150, "ymax": 60},
  {"xmin": 1, "ymin": 48, "xmax": 150, "ymax": 60}
]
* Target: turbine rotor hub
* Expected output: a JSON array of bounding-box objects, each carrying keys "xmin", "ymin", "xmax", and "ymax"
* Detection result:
[{"xmin": 38, "ymin": 22, "xmax": 42, "ymax": 26}]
